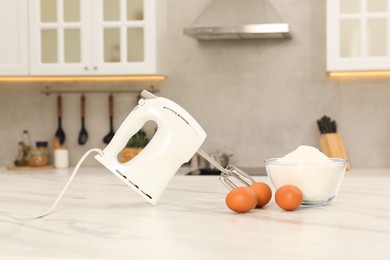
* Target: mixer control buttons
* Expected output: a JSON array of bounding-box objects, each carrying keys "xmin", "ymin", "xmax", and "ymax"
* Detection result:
[
  {"xmin": 178, "ymin": 114, "xmax": 190, "ymax": 125},
  {"xmin": 163, "ymin": 106, "xmax": 190, "ymax": 125},
  {"xmin": 163, "ymin": 106, "xmax": 178, "ymax": 115},
  {"xmin": 138, "ymin": 99, "xmax": 146, "ymax": 106}
]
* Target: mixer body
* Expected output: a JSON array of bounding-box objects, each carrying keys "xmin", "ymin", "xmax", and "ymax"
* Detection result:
[{"xmin": 95, "ymin": 96, "xmax": 206, "ymax": 205}]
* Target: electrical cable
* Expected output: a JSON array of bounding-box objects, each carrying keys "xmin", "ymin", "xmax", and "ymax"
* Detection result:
[{"xmin": 24, "ymin": 148, "xmax": 103, "ymax": 221}]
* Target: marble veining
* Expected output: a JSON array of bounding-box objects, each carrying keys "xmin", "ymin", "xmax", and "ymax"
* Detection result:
[{"xmin": 1, "ymin": 167, "xmax": 390, "ymax": 260}]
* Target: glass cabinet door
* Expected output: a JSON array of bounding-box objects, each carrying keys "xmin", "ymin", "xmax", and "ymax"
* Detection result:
[
  {"xmin": 30, "ymin": 0, "xmax": 90, "ymax": 75},
  {"xmin": 327, "ymin": 0, "xmax": 390, "ymax": 71},
  {"xmin": 40, "ymin": 0, "xmax": 82, "ymax": 63},
  {"xmin": 339, "ymin": 0, "xmax": 387, "ymax": 58},
  {"xmin": 93, "ymin": 0, "xmax": 154, "ymax": 74},
  {"xmin": 29, "ymin": 0, "xmax": 158, "ymax": 75},
  {"xmin": 366, "ymin": 0, "xmax": 387, "ymax": 57},
  {"xmin": 102, "ymin": 0, "xmax": 144, "ymax": 63}
]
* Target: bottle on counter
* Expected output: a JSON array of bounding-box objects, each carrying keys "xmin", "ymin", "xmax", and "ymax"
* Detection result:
[
  {"xmin": 14, "ymin": 142, "xmax": 26, "ymax": 166},
  {"xmin": 29, "ymin": 141, "xmax": 49, "ymax": 167},
  {"xmin": 22, "ymin": 130, "xmax": 31, "ymax": 163},
  {"xmin": 14, "ymin": 130, "xmax": 32, "ymax": 166}
]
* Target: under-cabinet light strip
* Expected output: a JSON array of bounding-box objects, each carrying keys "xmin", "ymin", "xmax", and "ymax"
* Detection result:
[
  {"xmin": 40, "ymin": 86, "xmax": 158, "ymax": 94},
  {"xmin": 0, "ymin": 75, "xmax": 166, "ymax": 82},
  {"xmin": 328, "ymin": 71, "xmax": 390, "ymax": 78}
]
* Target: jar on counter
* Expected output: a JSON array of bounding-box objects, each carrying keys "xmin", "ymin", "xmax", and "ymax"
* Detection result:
[{"xmin": 29, "ymin": 141, "xmax": 49, "ymax": 167}]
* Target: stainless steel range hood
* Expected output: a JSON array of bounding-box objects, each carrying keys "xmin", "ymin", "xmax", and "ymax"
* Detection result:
[
  {"xmin": 184, "ymin": 24, "xmax": 290, "ymax": 40},
  {"xmin": 183, "ymin": 0, "xmax": 291, "ymax": 40}
]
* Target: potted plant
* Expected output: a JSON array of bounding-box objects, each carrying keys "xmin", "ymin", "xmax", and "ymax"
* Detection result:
[{"xmin": 119, "ymin": 129, "xmax": 150, "ymax": 163}]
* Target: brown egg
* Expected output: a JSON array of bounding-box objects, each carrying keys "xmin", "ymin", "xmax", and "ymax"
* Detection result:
[
  {"xmin": 225, "ymin": 187, "xmax": 258, "ymax": 213},
  {"xmin": 249, "ymin": 182, "xmax": 272, "ymax": 207},
  {"xmin": 275, "ymin": 185, "xmax": 303, "ymax": 211}
]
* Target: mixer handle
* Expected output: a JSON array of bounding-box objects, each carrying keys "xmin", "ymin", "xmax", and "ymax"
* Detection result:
[{"xmin": 102, "ymin": 101, "xmax": 157, "ymax": 161}]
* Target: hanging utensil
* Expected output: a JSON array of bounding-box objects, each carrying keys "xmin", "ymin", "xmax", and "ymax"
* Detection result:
[
  {"xmin": 55, "ymin": 94, "xmax": 66, "ymax": 145},
  {"xmin": 78, "ymin": 94, "xmax": 88, "ymax": 145},
  {"xmin": 103, "ymin": 94, "xmax": 115, "ymax": 144}
]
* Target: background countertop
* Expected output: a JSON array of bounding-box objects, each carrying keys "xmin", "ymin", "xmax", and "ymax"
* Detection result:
[{"xmin": 0, "ymin": 167, "xmax": 389, "ymax": 259}]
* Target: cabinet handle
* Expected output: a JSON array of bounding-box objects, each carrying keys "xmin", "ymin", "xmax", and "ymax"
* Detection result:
[
  {"xmin": 93, "ymin": 66, "xmax": 98, "ymax": 70},
  {"xmin": 84, "ymin": 66, "xmax": 89, "ymax": 70}
]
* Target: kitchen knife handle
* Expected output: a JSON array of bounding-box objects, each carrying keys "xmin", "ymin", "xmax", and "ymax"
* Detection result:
[
  {"xmin": 331, "ymin": 120, "xmax": 337, "ymax": 133},
  {"xmin": 324, "ymin": 116, "xmax": 332, "ymax": 133},
  {"xmin": 317, "ymin": 120, "xmax": 324, "ymax": 134}
]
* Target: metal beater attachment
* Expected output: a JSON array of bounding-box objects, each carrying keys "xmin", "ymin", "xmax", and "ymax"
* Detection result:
[{"xmin": 196, "ymin": 149, "xmax": 256, "ymax": 190}]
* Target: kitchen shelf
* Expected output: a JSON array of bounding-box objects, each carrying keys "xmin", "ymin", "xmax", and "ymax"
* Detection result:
[{"xmin": 40, "ymin": 84, "xmax": 159, "ymax": 95}]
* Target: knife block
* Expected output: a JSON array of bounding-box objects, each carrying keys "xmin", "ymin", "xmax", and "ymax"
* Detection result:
[{"xmin": 319, "ymin": 133, "xmax": 350, "ymax": 170}]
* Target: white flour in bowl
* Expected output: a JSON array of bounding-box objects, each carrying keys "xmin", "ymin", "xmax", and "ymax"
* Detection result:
[
  {"xmin": 266, "ymin": 145, "xmax": 346, "ymax": 205},
  {"xmin": 276, "ymin": 145, "xmax": 332, "ymax": 164}
]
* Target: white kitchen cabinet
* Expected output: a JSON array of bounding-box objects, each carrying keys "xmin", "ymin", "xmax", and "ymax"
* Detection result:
[
  {"xmin": 327, "ymin": 0, "xmax": 390, "ymax": 72},
  {"xmin": 0, "ymin": 0, "xmax": 29, "ymax": 75},
  {"xmin": 29, "ymin": 0, "xmax": 164, "ymax": 75}
]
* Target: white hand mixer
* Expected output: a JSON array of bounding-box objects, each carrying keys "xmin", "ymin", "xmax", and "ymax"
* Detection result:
[
  {"xmin": 95, "ymin": 91, "xmax": 207, "ymax": 205},
  {"xmin": 32, "ymin": 90, "xmax": 255, "ymax": 219}
]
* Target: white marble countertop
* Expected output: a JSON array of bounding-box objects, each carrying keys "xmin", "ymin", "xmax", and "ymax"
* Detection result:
[{"xmin": 0, "ymin": 166, "xmax": 389, "ymax": 260}]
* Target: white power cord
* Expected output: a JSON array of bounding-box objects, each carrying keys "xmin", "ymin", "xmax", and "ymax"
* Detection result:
[{"xmin": 25, "ymin": 148, "xmax": 103, "ymax": 221}]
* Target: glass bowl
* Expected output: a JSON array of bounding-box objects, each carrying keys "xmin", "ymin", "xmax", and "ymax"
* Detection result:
[{"xmin": 265, "ymin": 158, "xmax": 347, "ymax": 207}]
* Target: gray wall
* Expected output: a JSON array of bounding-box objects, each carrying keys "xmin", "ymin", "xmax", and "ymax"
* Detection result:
[{"xmin": 0, "ymin": 0, "xmax": 389, "ymax": 168}]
